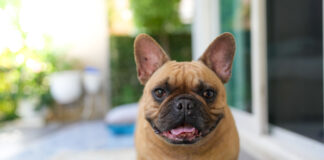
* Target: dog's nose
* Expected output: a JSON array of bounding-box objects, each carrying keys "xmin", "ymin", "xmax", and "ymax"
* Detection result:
[{"xmin": 176, "ymin": 99, "xmax": 194, "ymax": 114}]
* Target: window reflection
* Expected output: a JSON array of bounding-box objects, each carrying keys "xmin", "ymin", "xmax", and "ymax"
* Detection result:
[
  {"xmin": 267, "ymin": 0, "xmax": 324, "ymax": 143},
  {"xmin": 220, "ymin": 0, "xmax": 252, "ymax": 112}
]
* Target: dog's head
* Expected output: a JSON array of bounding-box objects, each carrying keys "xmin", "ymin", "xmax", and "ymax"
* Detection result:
[{"xmin": 134, "ymin": 33, "xmax": 235, "ymax": 144}]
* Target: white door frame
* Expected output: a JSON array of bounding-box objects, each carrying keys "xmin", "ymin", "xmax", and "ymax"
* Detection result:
[
  {"xmin": 250, "ymin": 0, "xmax": 269, "ymax": 135},
  {"xmin": 191, "ymin": 0, "xmax": 220, "ymax": 60},
  {"xmin": 192, "ymin": 0, "xmax": 324, "ymax": 159},
  {"xmin": 192, "ymin": 0, "xmax": 268, "ymax": 135}
]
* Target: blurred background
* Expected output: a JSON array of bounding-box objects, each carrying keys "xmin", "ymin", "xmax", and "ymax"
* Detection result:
[{"xmin": 0, "ymin": 0, "xmax": 323, "ymax": 159}]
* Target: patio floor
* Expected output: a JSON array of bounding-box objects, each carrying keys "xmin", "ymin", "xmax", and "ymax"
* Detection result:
[{"xmin": 2, "ymin": 121, "xmax": 256, "ymax": 160}]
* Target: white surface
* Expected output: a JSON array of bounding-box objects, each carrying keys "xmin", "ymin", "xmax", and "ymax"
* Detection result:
[
  {"xmin": 4, "ymin": 119, "xmax": 256, "ymax": 160},
  {"xmin": 9, "ymin": 121, "xmax": 134, "ymax": 160},
  {"xmin": 49, "ymin": 148, "xmax": 256, "ymax": 160},
  {"xmin": 251, "ymin": 0, "xmax": 269, "ymax": 134},
  {"xmin": 191, "ymin": 0, "xmax": 220, "ymax": 60},
  {"xmin": 105, "ymin": 103, "xmax": 138, "ymax": 124},
  {"xmin": 18, "ymin": 0, "xmax": 109, "ymax": 108},
  {"xmin": 50, "ymin": 149, "xmax": 136, "ymax": 160},
  {"xmin": 83, "ymin": 71, "xmax": 102, "ymax": 94},
  {"xmin": 49, "ymin": 70, "xmax": 82, "ymax": 104},
  {"xmin": 20, "ymin": 0, "xmax": 108, "ymax": 73},
  {"xmin": 232, "ymin": 108, "xmax": 324, "ymax": 160}
]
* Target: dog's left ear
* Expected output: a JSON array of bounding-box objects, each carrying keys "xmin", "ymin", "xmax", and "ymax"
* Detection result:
[
  {"xmin": 134, "ymin": 34, "xmax": 170, "ymax": 85},
  {"xmin": 199, "ymin": 32, "xmax": 236, "ymax": 83}
]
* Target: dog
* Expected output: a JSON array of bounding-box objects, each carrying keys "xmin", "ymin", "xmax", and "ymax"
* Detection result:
[{"xmin": 133, "ymin": 33, "xmax": 239, "ymax": 160}]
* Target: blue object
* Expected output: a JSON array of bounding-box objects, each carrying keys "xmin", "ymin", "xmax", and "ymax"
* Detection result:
[
  {"xmin": 84, "ymin": 66, "xmax": 99, "ymax": 73},
  {"xmin": 106, "ymin": 123, "xmax": 135, "ymax": 135}
]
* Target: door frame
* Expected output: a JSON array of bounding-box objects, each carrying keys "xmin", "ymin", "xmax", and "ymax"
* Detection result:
[{"xmin": 192, "ymin": 0, "xmax": 324, "ymax": 159}]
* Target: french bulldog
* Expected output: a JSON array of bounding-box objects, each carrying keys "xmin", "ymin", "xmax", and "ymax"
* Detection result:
[{"xmin": 134, "ymin": 33, "xmax": 239, "ymax": 160}]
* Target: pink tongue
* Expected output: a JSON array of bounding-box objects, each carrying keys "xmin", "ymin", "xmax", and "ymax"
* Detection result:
[{"xmin": 170, "ymin": 126, "xmax": 195, "ymax": 135}]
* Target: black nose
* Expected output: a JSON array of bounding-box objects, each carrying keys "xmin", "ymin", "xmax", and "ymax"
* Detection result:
[{"xmin": 176, "ymin": 99, "xmax": 194, "ymax": 115}]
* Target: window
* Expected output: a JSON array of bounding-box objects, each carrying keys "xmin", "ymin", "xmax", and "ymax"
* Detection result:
[
  {"xmin": 194, "ymin": 0, "xmax": 324, "ymax": 158},
  {"xmin": 220, "ymin": 0, "xmax": 252, "ymax": 112},
  {"xmin": 267, "ymin": 0, "xmax": 324, "ymax": 143}
]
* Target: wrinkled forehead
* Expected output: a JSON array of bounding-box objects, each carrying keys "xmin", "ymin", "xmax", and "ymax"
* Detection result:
[{"xmin": 147, "ymin": 61, "xmax": 222, "ymax": 89}]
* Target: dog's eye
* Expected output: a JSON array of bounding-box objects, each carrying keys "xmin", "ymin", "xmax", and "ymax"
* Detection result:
[
  {"xmin": 154, "ymin": 88, "xmax": 166, "ymax": 98},
  {"xmin": 203, "ymin": 89, "xmax": 215, "ymax": 99}
]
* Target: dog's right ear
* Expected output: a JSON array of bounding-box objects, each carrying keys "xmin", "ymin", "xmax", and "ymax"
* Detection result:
[
  {"xmin": 199, "ymin": 33, "xmax": 236, "ymax": 83},
  {"xmin": 134, "ymin": 34, "xmax": 170, "ymax": 85}
]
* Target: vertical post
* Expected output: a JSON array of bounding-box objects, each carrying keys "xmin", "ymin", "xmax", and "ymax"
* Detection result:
[
  {"xmin": 105, "ymin": 0, "xmax": 111, "ymax": 112},
  {"xmin": 251, "ymin": 0, "xmax": 268, "ymax": 134},
  {"xmin": 192, "ymin": 0, "xmax": 220, "ymax": 60}
]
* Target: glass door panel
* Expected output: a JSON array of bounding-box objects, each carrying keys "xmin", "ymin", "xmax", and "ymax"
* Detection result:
[
  {"xmin": 220, "ymin": 0, "xmax": 252, "ymax": 112},
  {"xmin": 267, "ymin": 0, "xmax": 323, "ymax": 142}
]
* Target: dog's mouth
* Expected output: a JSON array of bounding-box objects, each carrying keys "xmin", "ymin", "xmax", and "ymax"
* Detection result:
[
  {"xmin": 160, "ymin": 124, "xmax": 201, "ymax": 144},
  {"xmin": 149, "ymin": 115, "xmax": 223, "ymax": 144}
]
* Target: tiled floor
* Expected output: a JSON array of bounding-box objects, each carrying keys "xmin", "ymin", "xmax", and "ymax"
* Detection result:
[
  {"xmin": 3, "ymin": 121, "xmax": 256, "ymax": 160},
  {"xmin": 239, "ymin": 149, "xmax": 256, "ymax": 160},
  {"xmin": 51, "ymin": 148, "xmax": 256, "ymax": 160}
]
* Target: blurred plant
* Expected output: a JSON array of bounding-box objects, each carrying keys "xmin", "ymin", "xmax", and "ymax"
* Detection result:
[
  {"xmin": 0, "ymin": 46, "xmax": 75, "ymax": 122},
  {"xmin": 110, "ymin": 36, "xmax": 143, "ymax": 107},
  {"xmin": 130, "ymin": 0, "xmax": 183, "ymax": 33},
  {"xmin": 107, "ymin": 0, "xmax": 135, "ymax": 35},
  {"xmin": 110, "ymin": 34, "xmax": 191, "ymax": 107},
  {"xmin": 129, "ymin": 0, "xmax": 189, "ymax": 52},
  {"xmin": 0, "ymin": 0, "xmax": 77, "ymax": 122},
  {"xmin": 109, "ymin": 0, "xmax": 192, "ymax": 107}
]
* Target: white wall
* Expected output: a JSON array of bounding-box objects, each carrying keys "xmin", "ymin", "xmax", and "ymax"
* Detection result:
[
  {"xmin": 20, "ymin": 0, "xmax": 110, "ymax": 108},
  {"xmin": 20, "ymin": 0, "xmax": 109, "ymax": 76},
  {"xmin": 191, "ymin": 0, "xmax": 220, "ymax": 60}
]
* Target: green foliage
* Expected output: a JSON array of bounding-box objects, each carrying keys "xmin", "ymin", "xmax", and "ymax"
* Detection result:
[
  {"xmin": 220, "ymin": 0, "xmax": 252, "ymax": 112},
  {"xmin": 129, "ymin": 0, "xmax": 183, "ymax": 34},
  {"xmin": 166, "ymin": 34, "xmax": 192, "ymax": 61},
  {"xmin": 0, "ymin": 0, "xmax": 20, "ymax": 9},
  {"xmin": 0, "ymin": 0, "xmax": 77, "ymax": 122},
  {"xmin": 0, "ymin": 47, "xmax": 75, "ymax": 122},
  {"xmin": 110, "ymin": 36, "xmax": 143, "ymax": 107},
  {"xmin": 110, "ymin": 34, "xmax": 192, "ymax": 107}
]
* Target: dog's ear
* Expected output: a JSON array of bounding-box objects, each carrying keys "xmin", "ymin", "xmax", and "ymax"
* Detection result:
[
  {"xmin": 199, "ymin": 32, "xmax": 236, "ymax": 83},
  {"xmin": 134, "ymin": 34, "xmax": 170, "ymax": 85}
]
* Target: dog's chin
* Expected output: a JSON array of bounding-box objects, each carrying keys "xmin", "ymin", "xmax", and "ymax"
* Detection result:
[{"xmin": 151, "ymin": 116, "xmax": 223, "ymax": 145}]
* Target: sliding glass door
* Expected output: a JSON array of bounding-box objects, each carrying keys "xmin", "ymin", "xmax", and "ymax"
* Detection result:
[
  {"xmin": 220, "ymin": 0, "xmax": 252, "ymax": 112},
  {"xmin": 267, "ymin": 0, "xmax": 323, "ymax": 143}
]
